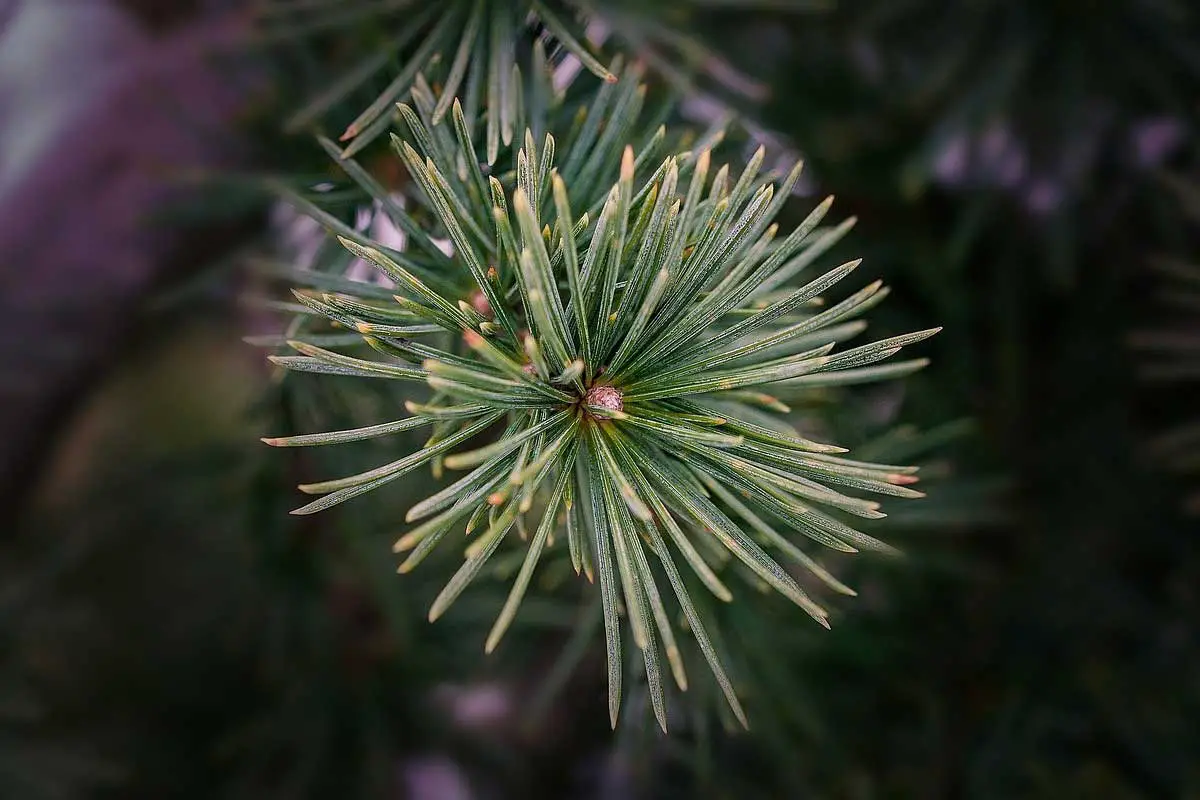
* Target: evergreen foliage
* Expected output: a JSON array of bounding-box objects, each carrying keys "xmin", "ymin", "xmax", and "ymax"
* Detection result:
[
  {"xmin": 263, "ymin": 84, "xmax": 938, "ymax": 725},
  {"xmin": 254, "ymin": 0, "xmax": 817, "ymax": 157}
]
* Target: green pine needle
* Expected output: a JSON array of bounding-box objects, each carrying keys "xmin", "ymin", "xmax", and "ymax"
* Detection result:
[
  {"xmin": 254, "ymin": 0, "xmax": 817, "ymax": 155},
  {"xmin": 256, "ymin": 0, "xmax": 617, "ymax": 157},
  {"xmin": 261, "ymin": 88, "xmax": 939, "ymax": 730}
]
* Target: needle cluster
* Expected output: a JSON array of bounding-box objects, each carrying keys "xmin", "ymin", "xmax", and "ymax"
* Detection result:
[{"xmin": 263, "ymin": 87, "xmax": 938, "ymax": 729}]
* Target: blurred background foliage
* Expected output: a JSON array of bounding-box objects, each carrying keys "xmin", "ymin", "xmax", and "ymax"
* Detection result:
[{"xmin": 2, "ymin": 0, "xmax": 1198, "ymax": 797}]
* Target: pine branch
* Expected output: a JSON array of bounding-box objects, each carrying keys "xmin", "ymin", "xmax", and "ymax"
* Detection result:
[
  {"xmin": 260, "ymin": 90, "xmax": 939, "ymax": 729},
  {"xmin": 252, "ymin": 0, "xmax": 818, "ymax": 154}
]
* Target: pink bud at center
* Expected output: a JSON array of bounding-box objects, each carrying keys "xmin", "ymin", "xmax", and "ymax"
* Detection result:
[{"xmin": 585, "ymin": 385, "xmax": 623, "ymax": 412}]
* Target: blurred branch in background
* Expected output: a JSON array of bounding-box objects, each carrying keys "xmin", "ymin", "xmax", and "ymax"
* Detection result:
[{"xmin": 1132, "ymin": 173, "xmax": 1200, "ymax": 515}]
